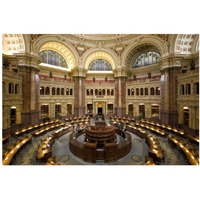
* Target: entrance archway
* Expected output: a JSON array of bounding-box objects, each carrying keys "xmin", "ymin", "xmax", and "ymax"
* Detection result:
[
  {"xmin": 128, "ymin": 104, "xmax": 133, "ymax": 115},
  {"xmin": 183, "ymin": 106, "xmax": 189, "ymax": 126},
  {"xmin": 97, "ymin": 102, "xmax": 103, "ymax": 115},
  {"xmin": 10, "ymin": 107, "xmax": 16, "ymax": 126},
  {"xmin": 139, "ymin": 104, "xmax": 145, "ymax": 118}
]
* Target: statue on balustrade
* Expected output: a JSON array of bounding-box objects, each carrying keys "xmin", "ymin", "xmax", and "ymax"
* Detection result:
[
  {"xmin": 133, "ymin": 74, "xmax": 137, "ymax": 81},
  {"xmin": 148, "ymin": 72, "xmax": 151, "ymax": 79},
  {"xmin": 49, "ymin": 71, "xmax": 53, "ymax": 78},
  {"xmin": 191, "ymin": 59, "xmax": 195, "ymax": 70}
]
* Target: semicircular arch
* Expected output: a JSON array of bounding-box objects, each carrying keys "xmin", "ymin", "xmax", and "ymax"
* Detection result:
[
  {"xmin": 122, "ymin": 35, "xmax": 166, "ymax": 68},
  {"xmin": 82, "ymin": 48, "xmax": 118, "ymax": 70},
  {"xmin": 35, "ymin": 35, "xmax": 79, "ymax": 68}
]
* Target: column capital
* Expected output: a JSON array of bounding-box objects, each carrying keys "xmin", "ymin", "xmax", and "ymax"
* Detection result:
[
  {"xmin": 71, "ymin": 66, "xmax": 87, "ymax": 78},
  {"xmin": 113, "ymin": 66, "xmax": 128, "ymax": 78}
]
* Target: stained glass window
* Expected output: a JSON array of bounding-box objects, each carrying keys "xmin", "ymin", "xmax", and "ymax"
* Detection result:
[
  {"xmin": 39, "ymin": 50, "xmax": 68, "ymax": 68},
  {"xmin": 88, "ymin": 59, "xmax": 112, "ymax": 71},
  {"xmin": 133, "ymin": 51, "xmax": 160, "ymax": 68}
]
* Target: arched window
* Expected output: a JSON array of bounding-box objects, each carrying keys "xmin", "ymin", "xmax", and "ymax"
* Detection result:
[
  {"xmin": 61, "ymin": 88, "xmax": 64, "ymax": 95},
  {"xmin": 66, "ymin": 88, "xmax": 69, "ymax": 95},
  {"xmin": 156, "ymin": 87, "xmax": 160, "ymax": 95},
  {"xmin": 186, "ymin": 84, "xmax": 191, "ymax": 95},
  {"xmin": 180, "ymin": 85, "xmax": 184, "ymax": 95},
  {"xmin": 102, "ymin": 89, "xmax": 105, "ymax": 95},
  {"xmin": 131, "ymin": 89, "xmax": 134, "ymax": 96},
  {"xmin": 88, "ymin": 59, "xmax": 112, "ymax": 71},
  {"xmin": 70, "ymin": 89, "xmax": 73, "ymax": 95},
  {"xmin": 52, "ymin": 87, "xmax": 55, "ymax": 95},
  {"xmin": 95, "ymin": 89, "xmax": 98, "ymax": 96},
  {"xmin": 45, "ymin": 87, "xmax": 50, "ymax": 95},
  {"xmin": 128, "ymin": 89, "xmax": 130, "ymax": 96},
  {"xmin": 99, "ymin": 89, "xmax": 102, "ymax": 95},
  {"xmin": 136, "ymin": 88, "xmax": 139, "ymax": 95},
  {"xmin": 9, "ymin": 83, "xmax": 14, "ymax": 94},
  {"xmin": 57, "ymin": 88, "xmax": 60, "ymax": 95},
  {"xmin": 140, "ymin": 88, "xmax": 143, "ymax": 95},
  {"xmin": 87, "ymin": 89, "xmax": 89, "ymax": 96},
  {"xmin": 133, "ymin": 51, "xmax": 160, "ymax": 68},
  {"xmin": 145, "ymin": 88, "xmax": 148, "ymax": 95},
  {"xmin": 39, "ymin": 50, "xmax": 68, "ymax": 68},
  {"xmin": 91, "ymin": 89, "xmax": 93, "ymax": 96},
  {"xmin": 40, "ymin": 86, "xmax": 44, "ymax": 95},
  {"xmin": 150, "ymin": 87, "xmax": 155, "ymax": 95},
  {"xmin": 194, "ymin": 82, "xmax": 199, "ymax": 95},
  {"xmin": 107, "ymin": 89, "xmax": 110, "ymax": 96},
  {"xmin": 111, "ymin": 89, "xmax": 114, "ymax": 95},
  {"xmin": 15, "ymin": 84, "xmax": 19, "ymax": 94}
]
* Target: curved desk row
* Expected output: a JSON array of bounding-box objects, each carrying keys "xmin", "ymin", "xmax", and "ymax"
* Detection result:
[
  {"xmin": 126, "ymin": 125, "xmax": 147, "ymax": 139},
  {"xmin": 111, "ymin": 116, "xmax": 135, "ymax": 121},
  {"xmin": 126, "ymin": 124, "xmax": 164, "ymax": 164},
  {"xmin": 145, "ymin": 156, "xmax": 156, "ymax": 165},
  {"xmin": 65, "ymin": 116, "xmax": 90, "ymax": 122},
  {"xmin": 32, "ymin": 122, "xmax": 65, "ymax": 136},
  {"xmin": 188, "ymin": 135, "xmax": 199, "ymax": 144},
  {"xmin": 3, "ymin": 136, "xmax": 31, "ymax": 165},
  {"xmin": 2, "ymin": 136, "xmax": 9, "ymax": 143},
  {"xmin": 37, "ymin": 125, "xmax": 72, "ymax": 160},
  {"xmin": 146, "ymin": 134, "xmax": 164, "ymax": 162},
  {"xmin": 168, "ymin": 135, "xmax": 199, "ymax": 165},
  {"xmin": 14, "ymin": 120, "xmax": 59, "ymax": 136},
  {"xmin": 140, "ymin": 119, "xmax": 185, "ymax": 137},
  {"xmin": 37, "ymin": 135, "xmax": 55, "ymax": 160},
  {"xmin": 45, "ymin": 157, "xmax": 60, "ymax": 165},
  {"xmin": 135, "ymin": 122, "xmax": 167, "ymax": 136}
]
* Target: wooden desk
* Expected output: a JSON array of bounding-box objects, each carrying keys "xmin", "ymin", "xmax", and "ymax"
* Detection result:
[
  {"xmin": 188, "ymin": 135, "xmax": 199, "ymax": 144},
  {"xmin": 140, "ymin": 120, "xmax": 185, "ymax": 136},
  {"xmin": 32, "ymin": 122, "xmax": 64, "ymax": 136},
  {"xmin": 145, "ymin": 156, "xmax": 156, "ymax": 165},
  {"xmin": 2, "ymin": 136, "xmax": 9, "ymax": 143},
  {"xmin": 146, "ymin": 135, "xmax": 164, "ymax": 162},
  {"xmin": 3, "ymin": 136, "xmax": 31, "ymax": 165},
  {"xmin": 37, "ymin": 135, "xmax": 55, "ymax": 160},
  {"xmin": 168, "ymin": 136, "xmax": 199, "ymax": 165},
  {"xmin": 45, "ymin": 157, "xmax": 60, "ymax": 165},
  {"xmin": 14, "ymin": 120, "xmax": 59, "ymax": 136}
]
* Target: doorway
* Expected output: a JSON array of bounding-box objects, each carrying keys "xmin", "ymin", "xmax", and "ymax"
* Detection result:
[
  {"xmin": 183, "ymin": 107, "xmax": 189, "ymax": 126},
  {"xmin": 139, "ymin": 105, "xmax": 145, "ymax": 118},
  {"xmin": 98, "ymin": 107, "xmax": 102, "ymax": 115},
  {"xmin": 10, "ymin": 107, "xmax": 16, "ymax": 126},
  {"xmin": 55, "ymin": 104, "xmax": 61, "ymax": 118}
]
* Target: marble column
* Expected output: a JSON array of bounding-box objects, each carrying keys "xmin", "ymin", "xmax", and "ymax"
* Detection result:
[
  {"xmin": 114, "ymin": 77, "xmax": 127, "ymax": 116},
  {"xmin": 18, "ymin": 66, "xmax": 40, "ymax": 126},
  {"xmin": 160, "ymin": 67, "xmax": 181, "ymax": 127},
  {"xmin": 74, "ymin": 76, "xmax": 86, "ymax": 117}
]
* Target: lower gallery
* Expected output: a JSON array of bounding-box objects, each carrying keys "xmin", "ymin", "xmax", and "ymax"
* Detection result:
[{"xmin": 2, "ymin": 34, "xmax": 199, "ymax": 165}]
